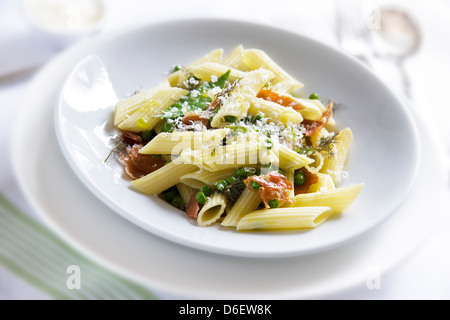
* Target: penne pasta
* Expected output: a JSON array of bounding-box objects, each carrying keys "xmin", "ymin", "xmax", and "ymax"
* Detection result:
[
  {"xmin": 138, "ymin": 129, "xmax": 228, "ymax": 155},
  {"xmin": 222, "ymin": 44, "xmax": 246, "ymax": 69},
  {"xmin": 131, "ymin": 162, "xmax": 198, "ymax": 195},
  {"xmin": 210, "ymin": 68, "xmax": 274, "ymax": 128},
  {"xmin": 248, "ymin": 97, "xmax": 303, "ymax": 125},
  {"xmin": 236, "ymin": 206, "xmax": 333, "ymax": 231},
  {"xmin": 167, "ymin": 48, "xmax": 223, "ymax": 87},
  {"xmin": 320, "ymin": 128, "xmax": 353, "ymax": 184},
  {"xmin": 286, "ymin": 184, "xmax": 364, "ymax": 213},
  {"xmin": 197, "ymin": 192, "xmax": 227, "ymax": 226},
  {"xmin": 110, "ymin": 46, "xmax": 363, "ymax": 232},
  {"xmin": 221, "ymin": 188, "xmax": 262, "ymax": 227},
  {"xmin": 176, "ymin": 183, "xmax": 196, "ymax": 207},
  {"xmin": 114, "ymin": 87, "xmax": 188, "ymax": 131},
  {"xmin": 242, "ymin": 49, "xmax": 304, "ymax": 90},
  {"xmin": 191, "ymin": 62, "xmax": 244, "ymax": 83},
  {"xmin": 180, "ymin": 168, "xmax": 237, "ymax": 189}
]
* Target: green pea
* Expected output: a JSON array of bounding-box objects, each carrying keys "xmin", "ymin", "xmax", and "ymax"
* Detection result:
[
  {"xmin": 226, "ymin": 176, "xmax": 236, "ymax": 185},
  {"xmin": 309, "ymin": 93, "xmax": 320, "ymax": 100},
  {"xmin": 268, "ymin": 199, "xmax": 279, "ymax": 208},
  {"xmin": 195, "ymin": 191, "xmax": 207, "ymax": 205},
  {"xmin": 250, "ymin": 181, "xmax": 261, "ymax": 191},
  {"xmin": 245, "ymin": 168, "xmax": 256, "ymax": 178},
  {"xmin": 171, "ymin": 194, "xmax": 183, "ymax": 207},
  {"xmin": 164, "ymin": 189, "xmax": 177, "ymax": 202},
  {"xmin": 200, "ymin": 185, "xmax": 212, "ymax": 197},
  {"xmin": 141, "ymin": 130, "xmax": 155, "ymax": 141},
  {"xmin": 215, "ymin": 180, "xmax": 228, "ymax": 191},
  {"xmin": 235, "ymin": 168, "xmax": 246, "ymax": 177},
  {"xmin": 254, "ymin": 113, "xmax": 263, "ymax": 122},
  {"xmin": 224, "ymin": 115, "xmax": 237, "ymax": 123},
  {"xmin": 294, "ymin": 172, "xmax": 306, "ymax": 186}
]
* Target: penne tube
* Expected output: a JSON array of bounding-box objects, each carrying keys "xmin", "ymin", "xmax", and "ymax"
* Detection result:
[
  {"xmin": 286, "ymin": 183, "xmax": 364, "ymax": 213},
  {"xmin": 197, "ymin": 192, "xmax": 227, "ymax": 226},
  {"xmin": 236, "ymin": 206, "xmax": 333, "ymax": 231},
  {"xmin": 138, "ymin": 129, "xmax": 228, "ymax": 155},
  {"xmin": 242, "ymin": 49, "xmax": 304, "ymax": 90},
  {"xmin": 274, "ymin": 143, "xmax": 315, "ymax": 170},
  {"xmin": 190, "ymin": 62, "xmax": 244, "ymax": 83},
  {"xmin": 221, "ymin": 188, "xmax": 262, "ymax": 227},
  {"xmin": 320, "ymin": 128, "xmax": 353, "ymax": 184},
  {"xmin": 284, "ymin": 169, "xmax": 295, "ymax": 199},
  {"xmin": 175, "ymin": 139, "xmax": 279, "ymax": 171},
  {"xmin": 248, "ymin": 97, "xmax": 303, "ymax": 125},
  {"xmin": 176, "ymin": 183, "xmax": 196, "ymax": 207},
  {"xmin": 307, "ymin": 173, "xmax": 336, "ymax": 193},
  {"xmin": 180, "ymin": 168, "xmax": 236, "ymax": 189},
  {"xmin": 131, "ymin": 162, "xmax": 198, "ymax": 195},
  {"xmin": 167, "ymin": 48, "xmax": 223, "ymax": 87},
  {"xmin": 210, "ymin": 68, "xmax": 274, "ymax": 128},
  {"xmin": 291, "ymin": 98, "xmax": 324, "ymax": 121},
  {"xmin": 115, "ymin": 87, "xmax": 188, "ymax": 131},
  {"xmin": 222, "ymin": 44, "xmax": 246, "ymax": 69}
]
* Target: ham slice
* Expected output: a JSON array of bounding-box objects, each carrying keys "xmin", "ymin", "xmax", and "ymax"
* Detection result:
[
  {"xmin": 120, "ymin": 145, "xmax": 166, "ymax": 180},
  {"xmin": 186, "ymin": 193, "xmax": 200, "ymax": 219}
]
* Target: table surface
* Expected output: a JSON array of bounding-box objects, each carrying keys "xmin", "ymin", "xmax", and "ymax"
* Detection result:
[{"xmin": 1, "ymin": 0, "xmax": 450, "ymax": 300}]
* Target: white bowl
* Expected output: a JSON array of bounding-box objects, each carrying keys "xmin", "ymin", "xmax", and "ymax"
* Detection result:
[
  {"xmin": 54, "ymin": 19, "xmax": 420, "ymax": 258},
  {"xmin": 21, "ymin": 0, "xmax": 105, "ymax": 49}
]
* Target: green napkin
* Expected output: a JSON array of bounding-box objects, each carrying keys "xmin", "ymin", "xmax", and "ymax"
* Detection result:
[{"xmin": 0, "ymin": 193, "xmax": 157, "ymax": 300}]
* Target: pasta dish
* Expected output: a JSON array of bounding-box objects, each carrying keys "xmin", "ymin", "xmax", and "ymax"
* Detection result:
[{"xmin": 110, "ymin": 45, "xmax": 363, "ymax": 231}]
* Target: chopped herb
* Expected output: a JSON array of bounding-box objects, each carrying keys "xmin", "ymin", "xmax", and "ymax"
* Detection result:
[
  {"xmin": 220, "ymin": 177, "xmax": 246, "ymax": 205},
  {"xmin": 162, "ymin": 71, "xmax": 231, "ymax": 123},
  {"xmin": 315, "ymin": 132, "xmax": 338, "ymax": 158},
  {"xmin": 210, "ymin": 69, "xmax": 231, "ymax": 89},
  {"xmin": 224, "ymin": 115, "xmax": 237, "ymax": 123},
  {"xmin": 161, "ymin": 121, "xmax": 174, "ymax": 133},
  {"xmin": 172, "ymin": 64, "xmax": 182, "ymax": 73},
  {"xmin": 104, "ymin": 135, "xmax": 128, "ymax": 162}
]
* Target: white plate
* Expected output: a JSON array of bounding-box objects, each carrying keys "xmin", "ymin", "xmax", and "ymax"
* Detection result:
[
  {"xmin": 11, "ymin": 19, "xmax": 448, "ymax": 299},
  {"xmin": 53, "ymin": 19, "xmax": 419, "ymax": 258}
]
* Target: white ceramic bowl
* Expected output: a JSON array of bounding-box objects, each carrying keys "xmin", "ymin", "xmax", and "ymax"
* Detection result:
[
  {"xmin": 54, "ymin": 19, "xmax": 420, "ymax": 258},
  {"xmin": 21, "ymin": 0, "xmax": 105, "ymax": 48}
]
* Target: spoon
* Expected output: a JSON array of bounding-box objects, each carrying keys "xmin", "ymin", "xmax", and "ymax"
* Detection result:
[{"xmin": 370, "ymin": 7, "xmax": 422, "ymax": 99}]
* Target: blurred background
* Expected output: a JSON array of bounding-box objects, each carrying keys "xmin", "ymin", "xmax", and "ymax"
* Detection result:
[{"xmin": 1, "ymin": 0, "xmax": 449, "ymax": 299}]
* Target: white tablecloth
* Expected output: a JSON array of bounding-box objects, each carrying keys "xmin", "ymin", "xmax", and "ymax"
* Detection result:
[{"xmin": 1, "ymin": 0, "xmax": 449, "ymax": 299}]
